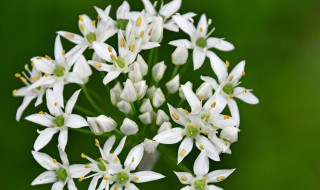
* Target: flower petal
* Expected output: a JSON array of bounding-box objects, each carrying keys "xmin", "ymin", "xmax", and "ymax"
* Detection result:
[
  {"xmin": 57, "ymin": 31, "xmax": 86, "ymax": 44},
  {"xmin": 153, "ymin": 128, "xmax": 184, "ymax": 144},
  {"xmin": 181, "ymin": 84, "xmax": 202, "ymax": 113},
  {"xmin": 52, "ymin": 181, "xmax": 65, "ymax": 190},
  {"xmin": 25, "ymin": 113, "xmax": 53, "ymax": 127},
  {"xmin": 194, "ymin": 150, "xmax": 209, "ymax": 176},
  {"xmin": 16, "ymin": 95, "xmax": 37, "ymax": 121},
  {"xmin": 92, "ymin": 42, "xmax": 117, "ymax": 63},
  {"xmin": 174, "ymin": 172, "xmax": 193, "ymax": 185},
  {"xmin": 207, "ymin": 51, "xmax": 228, "ymax": 83},
  {"xmin": 172, "ymin": 15, "xmax": 196, "ymax": 37},
  {"xmin": 58, "ymin": 129, "xmax": 68, "ymax": 151},
  {"xmin": 65, "ymin": 114, "xmax": 88, "ymax": 128},
  {"xmin": 234, "ymin": 87, "xmax": 259, "ymax": 105},
  {"xmin": 103, "ymin": 135, "xmax": 116, "ymax": 153},
  {"xmin": 34, "ymin": 128, "xmax": 58, "ymax": 151},
  {"xmin": 178, "ymin": 137, "xmax": 194, "ymax": 164},
  {"xmin": 207, "ymin": 185, "xmax": 223, "ymax": 190},
  {"xmin": 193, "ymin": 49, "xmax": 206, "ymax": 70},
  {"xmin": 32, "ymin": 151, "xmax": 58, "ymax": 170},
  {"xmin": 196, "ymin": 136, "xmax": 220, "ymax": 161},
  {"xmin": 207, "ymin": 37, "xmax": 234, "ymax": 51},
  {"xmin": 103, "ymin": 71, "xmax": 121, "ymax": 85},
  {"xmin": 31, "ymin": 171, "xmax": 57, "ymax": 185},
  {"xmin": 66, "ymin": 44, "xmax": 88, "ymax": 66},
  {"xmin": 197, "ymin": 14, "xmax": 208, "ymax": 37},
  {"xmin": 54, "ymin": 35, "xmax": 66, "ymax": 65},
  {"xmin": 227, "ymin": 99, "xmax": 240, "ymax": 127},
  {"xmin": 207, "ymin": 169, "xmax": 235, "ymax": 183},
  {"xmin": 113, "ymin": 136, "xmax": 127, "ymax": 156},
  {"xmin": 67, "ymin": 179, "xmax": 77, "ymax": 190},
  {"xmin": 53, "ymin": 79, "xmax": 64, "ymax": 108},
  {"xmin": 58, "ymin": 146, "xmax": 69, "ymax": 165},
  {"xmin": 141, "ymin": 0, "xmax": 156, "ymax": 15},
  {"xmin": 131, "ymin": 171, "xmax": 165, "ymax": 183},
  {"xmin": 168, "ymin": 104, "xmax": 189, "ymax": 126},
  {"xmin": 69, "ymin": 164, "xmax": 91, "ymax": 178},
  {"xmin": 124, "ymin": 143, "xmax": 144, "ymax": 171},
  {"xmin": 88, "ymin": 175, "xmax": 101, "ymax": 190},
  {"xmin": 65, "ymin": 89, "xmax": 81, "ymax": 115},
  {"xmin": 159, "ymin": 0, "xmax": 181, "ymax": 19}
]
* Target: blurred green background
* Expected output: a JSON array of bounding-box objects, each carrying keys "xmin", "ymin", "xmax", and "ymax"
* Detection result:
[{"xmin": 1, "ymin": 0, "xmax": 320, "ymax": 189}]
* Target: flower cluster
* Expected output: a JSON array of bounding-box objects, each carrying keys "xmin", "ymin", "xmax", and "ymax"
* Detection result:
[{"xmin": 13, "ymin": 0, "xmax": 259, "ymax": 189}]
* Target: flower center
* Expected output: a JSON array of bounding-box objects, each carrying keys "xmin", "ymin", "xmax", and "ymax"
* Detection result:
[
  {"xmin": 54, "ymin": 115, "xmax": 65, "ymax": 127},
  {"xmin": 222, "ymin": 83, "xmax": 234, "ymax": 95},
  {"xmin": 186, "ymin": 124, "xmax": 200, "ymax": 138},
  {"xmin": 116, "ymin": 19, "xmax": 129, "ymax": 30},
  {"xmin": 56, "ymin": 167, "xmax": 68, "ymax": 181},
  {"xmin": 194, "ymin": 179, "xmax": 206, "ymax": 190},
  {"xmin": 115, "ymin": 57, "xmax": 126, "ymax": 68},
  {"xmin": 116, "ymin": 171, "xmax": 129, "ymax": 185},
  {"xmin": 196, "ymin": 37, "xmax": 207, "ymax": 48},
  {"xmin": 97, "ymin": 160, "xmax": 108, "ymax": 171},
  {"xmin": 53, "ymin": 66, "xmax": 65, "ymax": 77},
  {"xmin": 86, "ymin": 32, "xmax": 97, "ymax": 43}
]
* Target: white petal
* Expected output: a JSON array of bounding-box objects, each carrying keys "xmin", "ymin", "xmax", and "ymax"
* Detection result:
[
  {"xmin": 167, "ymin": 104, "xmax": 189, "ymax": 126},
  {"xmin": 88, "ymin": 175, "xmax": 101, "ymax": 190},
  {"xmin": 52, "ymin": 181, "xmax": 65, "ymax": 190},
  {"xmin": 46, "ymin": 89, "xmax": 61, "ymax": 116},
  {"xmin": 132, "ymin": 171, "xmax": 165, "ymax": 183},
  {"xmin": 234, "ymin": 87, "xmax": 259, "ymax": 105},
  {"xmin": 172, "ymin": 45, "xmax": 189, "ymax": 65},
  {"xmin": 120, "ymin": 79, "xmax": 138, "ymax": 102},
  {"xmin": 166, "ymin": 74, "xmax": 180, "ymax": 94},
  {"xmin": 16, "ymin": 95, "xmax": 36, "ymax": 121},
  {"xmin": 120, "ymin": 118, "xmax": 139, "ymax": 135},
  {"xmin": 54, "ymin": 35, "xmax": 66, "ymax": 65},
  {"xmin": 152, "ymin": 61, "xmax": 167, "ymax": 82},
  {"xmin": 153, "ymin": 128, "xmax": 184, "ymax": 144},
  {"xmin": 103, "ymin": 135, "xmax": 116, "ymax": 153},
  {"xmin": 31, "ymin": 171, "xmax": 57, "ymax": 185},
  {"xmin": 194, "ymin": 151, "xmax": 209, "ymax": 176},
  {"xmin": 181, "ymin": 186, "xmax": 192, "ymax": 190},
  {"xmin": 113, "ymin": 136, "xmax": 127, "ymax": 155},
  {"xmin": 65, "ymin": 89, "xmax": 81, "ymax": 115},
  {"xmin": 201, "ymin": 76, "xmax": 219, "ymax": 90},
  {"xmin": 207, "ymin": 51, "xmax": 228, "ymax": 83},
  {"xmin": 207, "ymin": 169, "xmax": 235, "ymax": 183},
  {"xmin": 204, "ymin": 92, "xmax": 227, "ymax": 113},
  {"xmin": 197, "ymin": 14, "xmax": 208, "ymax": 37},
  {"xmin": 92, "ymin": 42, "xmax": 117, "ymax": 63},
  {"xmin": 32, "ymin": 151, "xmax": 58, "ymax": 170},
  {"xmin": 66, "ymin": 114, "xmax": 88, "ymax": 128},
  {"xmin": 141, "ymin": 42, "xmax": 160, "ymax": 50},
  {"xmin": 124, "ymin": 143, "xmax": 144, "ymax": 171},
  {"xmin": 141, "ymin": 0, "xmax": 156, "ymax": 15},
  {"xmin": 69, "ymin": 164, "xmax": 91, "ymax": 178},
  {"xmin": 103, "ymin": 71, "xmax": 121, "ymax": 85},
  {"xmin": 196, "ymin": 136, "xmax": 220, "ymax": 161},
  {"xmin": 174, "ymin": 172, "xmax": 193, "ymax": 184},
  {"xmin": 193, "ymin": 49, "xmax": 206, "ymax": 70},
  {"xmin": 58, "ymin": 129, "xmax": 68, "ymax": 151},
  {"xmin": 34, "ymin": 128, "xmax": 58, "ymax": 151},
  {"xmin": 58, "ymin": 146, "xmax": 69, "ymax": 165},
  {"xmin": 117, "ymin": 1, "xmax": 130, "ymax": 19},
  {"xmin": 159, "ymin": 0, "xmax": 181, "ymax": 19},
  {"xmin": 181, "ymin": 84, "xmax": 202, "ymax": 112},
  {"xmin": 207, "ymin": 185, "xmax": 223, "ymax": 190},
  {"xmin": 172, "ymin": 15, "xmax": 196, "ymax": 37},
  {"xmin": 169, "ymin": 39, "xmax": 192, "ymax": 49},
  {"xmin": 227, "ymin": 99, "xmax": 240, "ymax": 127},
  {"xmin": 53, "ymin": 80, "xmax": 64, "ymax": 108},
  {"xmin": 25, "ymin": 113, "xmax": 53, "ymax": 127},
  {"xmin": 207, "ymin": 37, "xmax": 234, "ymax": 51},
  {"xmin": 66, "ymin": 44, "xmax": 88, "ymax": 66},
  {"xmin": 178, "ymin": 137, "xmax": 193, "ymax": 164},
  {"xmin": 57, "ymin": 31, "xmax": 85, "ymax": 44}
]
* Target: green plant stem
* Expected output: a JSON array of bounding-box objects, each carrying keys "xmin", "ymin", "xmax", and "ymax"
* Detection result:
[
  {"xmin": 158, "ymin": 146, "xmax": 192, "ymax": 173},
  {"xmin": 70, "ymin": 128, "xmax": 123, "ymax": 138},
  {"xmin": 81, "ymin": 85, "xmax": 106, "ymax": 115},
  {"xmin": 171, "ymin": 65, "xmax": 180, "ymax": 78}
]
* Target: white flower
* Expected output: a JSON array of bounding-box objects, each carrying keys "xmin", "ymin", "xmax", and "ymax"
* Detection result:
[
  {"xmin": 117, "ymin": 100, "xmax": 132, "ymax": 114},
  {"xmin": 121, "ymin": 79, "xmax": 138, "ymax": 102},
  {"xmin": 174, "ymin": 151, "xmax": 235, "ymax": 190},
  {"xmin": 156, "ymin": 109, "xmax": 170, "ymax": 126},
  {"xmin": 152, "ymin": 61, "xmax": 167, "ymax": 82},
  {"xmin": 80, "ymin": 136, "xmax": 126, "ymax": 190},
  {"xmin": 158, "ymin": 122, "xmax": 172, "ymax": 133},
  {"xmin": 202, "ymin": 56, "xmax": 259, "ymax": 125},
  {"xmin": 28, "ymin": 35, "xmax": 84, "ymax": 108},
  {"xmin": 110, "ymin": 143, "xmax": 165, "ymax": 189},
  {"xmin": 220, "ymin": 126, "xmax": 240, "ymax": 143},
  {"xmin": 31, "ymin": 146, "xmax": 90, "ymax": 190},
  {"xmin": 153, "ymin": 104, "xmax": 220, "ymax": 163},
  {"xmin": 110, "ymin": 82, "xmax": 123, "ymax": 106},
  {"xmin": 73, "ymin": 55, "xmax": 92, "ymax": 84},
  {"xmin": 139, "ymin": 112, "xmax": 154, "ymax": 125},
  {"xmin": 87, "ymin": 115, "xmax": 117, "ymax": 135},
  {"xmin": 150, "ymin": 87, "xmax": 166, "ymax": 108},
  {"xmin": 120, "ymin": 118, "xmax": 139, "ymax": 135},
  {"xmin": 166, "ymin": 74, "xmax": 180, "ymax": 94},
  {"xmin": 13, "ymin": 65, "xmax": 46, "ymax": 121},
  {"xmin": 172, "ymin": 44, "xmax": 189, "ymax": 65},
  {"xmin": 139, "ymin": 98, "xmax": 153, "ymax": 113},
  {"xmin": 170, "ymin": 14, "xmax": 234, "ymax": 70},
  {"xmin": 134, "ymin": 80, "xmax": 148, "ymax": 100},
  {"xmin": 143, "ymin": 139, "xmax": 159, "ymax": 154},
  {"xmin": 196, "ymin": 82, "xmax": 213, "ymax": 101},
  {"xmin": 128, "ymin": 55, "xmax": 148, "ymax": 82},
  {"xmin": 148, "ymin": 16, "xmax": 164, "ymax": 42},
  {"xmin": 25, "ymin": 89, "xmax": 88, "ymax": 151},
  {"xmin": 58, "ymin": 13, "xmax": 117, "ymax": 63},
  {"xmin": 179, "ymin": 81, "xmax": 193, "ymax": 100}
]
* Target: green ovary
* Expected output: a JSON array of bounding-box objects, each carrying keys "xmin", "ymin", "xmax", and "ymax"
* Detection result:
[
  {"xmin": 222, "ymin": 83, "xmax": 234, "ymax": 95},
  {"xmin": 116, "ymin": 172, "xmax": 129, "ymax": 185},
  {"xmin": 54, "ymin": 115, "xmax": 65, "ymax": 127},
  {"xmin": 196, "ymin": 37, "xmax": 207, "ymax": 48},
  {"xmin": 186, "ymin": 125, "xmax": 200, "ymax": 138},
  {"xmin": 116, "ymin": 19, "xmax": 129, "ymax": 30},
  {"xmin": 53, "ymin": 66, "xmax": 65, "ymax": 77},
  {"xmin": 86, "ymin": 32, "xmax": 97, "ymax": 43},
  {"xmin": 56, "ymin": 167, "xmax": 68, "ymax": 181},
  {"xmin": 116, "ymin": 57, "xmax": 126, "ymax": 68}
]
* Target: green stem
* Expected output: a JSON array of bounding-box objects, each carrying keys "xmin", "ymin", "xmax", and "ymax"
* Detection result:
[
  {"xmin": 81, "ymin": 85, "xmax": 106, "ymax": 115},
  {"xmin": 171, "ymin": 65, "xmax": 180, "ymax": 78},
  {"xmin": 70, "ymin": 128, "xmax": 123, "ymax": 138},
  {"xmin": 158, "ymin": 146, "xmax": 192, "ymax": 173}
]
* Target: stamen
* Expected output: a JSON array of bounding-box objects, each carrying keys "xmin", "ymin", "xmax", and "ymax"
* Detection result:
[
  {"xmin": 38, "ymin": 111, "xmax": 44, "ymax": 115},
  {"xmin": 224, "ymin": 115, "xmax": 230, "ymax": 120},
  {"xmin": 130, "ymin": 44, "xmax": 136, "ymax": 52},
  {"xmin": 211, "ymin": 101, "xmax": 216, "ymax": 108},
  {"xmin": 45, "ymin": 73, "xmax": 51, "ymax": 77},
  {"xmin": 20, "ymin": 77, "xmax": 27, "ymax": 83},
  {"xmin": 226, "ymin": 60, "xmax": 230, "ymax": 68},
  {"xmin": 85, "ymin": 164, "xmax": 91, "ymax": 168},
  {"xmin": 45, "ymin": 55, "xmax": 52, "ymax": 60},
  {"xmin": 79, "ymin": 177, "xmax": 85, "ymax": 182},
  {"xmin": 12, "ymin": 89, "xmax": 18, "ymax": 95},
  {"xmin": 92, "ymin": 20, "xmax": 96, "ymax": 26},
  {"xmin": 182, "ymin": 109, "xmax": 189, "ymax": 114},
  {"xmin": 79, "ymin": 15, "xmax": 84, "ymax": 21},
  {"xmin": 200, "ymin": 144, "xmax": 204, "ymax": 149},
  {"xmin": 181, "ymin": 176, "xmax": 188, "ymax": 181},
  {"xmin": 229, "ymin": 75, "xmax": 234, "ymax": 81},
  {"xmin": 217, "ymin": 176, "xmax": 225, "ymax": 181},
  {"xmin": 54, "ymin": 102, "xmax": 58, "ymax": 106},
  {"xmin": 62, "ymin": 50, "xmax": 66, "ymax": 55},
  {"xmin": 203, "ymin": 131, "xmax": 209, "ymax": 135},
  {"xmin": 103, "ymin": 176, "xmax": 109, "ymax": 180},
  {"xmin": 95, "ymin": 139, "xmax": 99, "ymax": 146},
  {"xmin": 15, "ymin": 73, "xmax": 21, "ymax": 78},
  {"xmin": 214, "ymin": 126, "xmax": 220, "ymax": 130},
  {"xmin": 53, "ymin": 159, "xmax": 58, "ymax": 164},
  {"xmin": 66, "ymin": 33, "xmax": 74, "ymax": 38},
  {"xmin": 199, "ymin": 95, "xmax": 205, "ymax": 100},
  {"xmin": 110, "ymin": 54, "xmax": 117, "ymax": 60},
  {"xmin": 31, "ymin": 61, "xmax": 35, "ymax": 66},
  {"xmin": 136, "ymin": 17, "xmax": 142, "ymax": 26},
  {"xmin": 37, "ymin": 57, "xmax": 42, "ymax": 60},
  {"xmin": 108, "ymin": 46, "xmax": 113, "ymax": 52},
  {"xmin": 114, "ymin": 156, "xmax": 119, "ymax": 163},
  {"xmin": 134, "ymin": 176, "xmax": 139, "ymax": 180},
  {"xmin": 81, "ymin": 153, "xmax": 86, "ymax": 158},
  {"xmin": 131, "ymin": 157, "xmax": 135, "ymax": 163},
  {"xmin": 172, "ymin": 113, "xmax": 179, "ymax": 120},
  {"xmin": 242, "ymin": 71, "xmax": 246, "ymax": 76},
  {"xmin": 199, "ymin": 27, "xmax": 203, "ymax": 32},
  {"xmin": 120, "ymin": 38, "xmax": 125, "ymax": 47},
  {"xmin": 148, "ymin": 29, "xmax": 153, "ymax": 36},
  {"xmin": 94, "ymin": 63, "xmax": 102, "ymax": 68},
  {"xmin": 80, "ymin": 24, "xmax": 85, "ymax": 31},
  {"xmin": 179, "ymin": 149, "xmax": 186, "ymax": 157},
  {"xmin": 31, "ymin": 76, "xmax": 40, "ymax": 81},
  {"xmin": 140, "ymin": 30, "xmax": 145, "ymax": 37},
  {"xmin": 97, "ymin": 15, "xmax": 101, "ymax": 21}
]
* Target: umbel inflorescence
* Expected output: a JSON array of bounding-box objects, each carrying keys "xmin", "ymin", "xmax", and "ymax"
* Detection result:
[{"xmin": 13, "ymin": 0, "xmax": 259, "ymax": 189}]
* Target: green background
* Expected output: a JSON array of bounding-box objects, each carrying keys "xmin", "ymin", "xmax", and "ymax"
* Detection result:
[{"xmin": 1, "ymin": 0, "xmax": 320, "ymax": 189}]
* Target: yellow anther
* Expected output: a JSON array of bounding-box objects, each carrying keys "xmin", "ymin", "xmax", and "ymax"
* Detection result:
[
  {"xmin": 114, "ymin": 156, "xmax": 119, "ymax": 163},
  {"xmin": 224, "ymin": 115, "xmax": 230, "ymax": 120},
  {"xmin": 181, "ymin": 132, "xmax": 186, "ymax": 137},
  {"xmin": 182, "ymin": 109, "xmax": 189, "ymax": 114},
  {"xmin": 242, "ymin": 71, "xmax": 246, "ymax": 76},
  {"xmin": 51, "ymin": 124, "xmax": 55, "ymax": 128},
  {"xmin": 31, "ymin": 61, "xmax": 35, "ymax": 66},
  {"xmin": 79, "ymin": 177, "xmax": 85, "ymax": 182},
  {"xmin": 213, "ymin": 126, "xmax": 220, "ymax": 130},
  {"xmin": 120, "ymin": 38, "xmax": 125, "ymax": 47},
  {"xmin": 97, "ymin": 15, "xmax": 101, "ymax": 21},
  {"xmin": 199, "ymin": 27, "xmax": 203, "ymax": 32},
  {"xmin": 37, "ymin": 57, "xmax": 42, "ymax": 60},
  {"xmin": 80, "ymin": 24, "xmax": 85, "ymax": 31},
  {"xmin": 38, "ymin": 70, "xmax": 42, "ymax": 74},
  {"xmin": 130, "ymin": 44, "xmax": 136, "ymax": 52},
  {"xmin": 181, "ymin": 176, "xmax": 188, "ymax": 181},
  {"xmin": 108, "ymin": 46, "xmax": 113, "ymax": 52},
  {"xmin": 79, "ymin": 15, "xmax": 84, "ymax": 21},
  {"xmin": 203, "ymin": 131, "xmax": 209, "ymax": 135},
  {"xmin": 131, "ymin": 157, "xmax": 135, "ymax": 163},
  {"xmin": 136, "ymin": 17, "xmax": 142, "ymax": 26},
  {"xmin": 85, "ymin": 164, "xmax": 91, "ymax": 168},
  {"xmin": 226, "ymin": 60, "xmax": 230, "ymax": 68},
  {"xmin": 54, "ymin": 102, "xmax": 58, "ymax": 106},
  {"xmin": 45, "ymin": 55, "xmax": 52, "ymax": 60},
  {"xmin": 199, "ymin": 95, "xmax": 205, "ymax": 100},
  {"xmin": 229, "ymin": 75, "xmax": 234, "ymax": 82},
  {"xmin": 217, "ymin": 176, "xmax": 225, "ymax": 181},
  {"xmin": 201, "ymin": 177, "xmax": 207, "ymax": 182},
  {"xmin": 179, "ymin": 149, "xmax": 186, "ymax": 157},
  {"xmin": 20, "ymin": 77, "xmax": 27, "ymax": 83},
  {"xmin": 53, "ymin": 159, "xmax": 58, "ymax": 164},
  {"xmin": 134, "ymin": 176, "xmax": 139, "ymax": 180},
  {"xmin": 110, "ymin": 54, "xmax": 117, "ymax": 60},
  {"xmin": 139, "ymin": 30, "xmax": 145, "ymax": 37},
  {"xmin": 200, "ymin": 144, "xmax": 204, "ymax": 149},
  {"xmin": 189, "ymin": 124, "xmax": 195, "ymax": 128},
  {"xmin": 15, "ymin": 73, "xmax": 21, "ymax": 78},
  {"xmin": 148, "ymin": 29, "xmax": 153, "ymax": 36},
  {"xmin": 95, "ymin": 139, "xmax": 99, "ymax": 146},
  {"xmin": 81, "ymin": 153, "xmax": 86, "ymax": 158},
  {"xmin": 94, "ymin": 63, "xmax": 102, "ymax": 68},
  {"xmin": 103, "ymin": 176, "xmax": 109, "ymax": 180},
  {"xmin": 92, "ymin": 20, "xmax": 96, "ymax": 26},
  {"xmin": 114, "ymin": 187, "xmax": 118, "ymax": 190},
  {"xmin": 66, "ymin": 33, "xmax": 74, "ymax": 38},
  {"xmin": 31, "ymin": 76, "xmax": 40, "ymax": 81},
  {"xmin": 99, "ymin": 157, "xmax": 103, "ymax": 161},
  {"xmin": 45, "ymin": 73, "xmax": 51, "ymax": 77},
  {"xmin": 211, "ymin": 101, "xmax": 216, "ymax": 108},
  {"xmin": 229, "ymin": 94, "xmax": 233, "ymax": 99},
  {"xmin": 12, "ymin": 89, "xmax": 18, "ymax": 95},
  {"xmin": 62, "ymin": 50, "xmax": 66, "ymax": 55},
  {"xmin": 172, "ymin": 113, "xmax": 179, "ymax": 120},
  {"xmin": 38, "ymin": 111, "xmax": 44, "ymax": 115}
]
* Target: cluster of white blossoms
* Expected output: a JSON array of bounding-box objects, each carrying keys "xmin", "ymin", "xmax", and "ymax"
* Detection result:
[{"xmin": 13, "ymin": 0, "xmax": 259, "ymax": 189}]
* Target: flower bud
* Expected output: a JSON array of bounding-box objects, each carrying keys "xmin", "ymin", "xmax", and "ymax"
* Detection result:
[
  {"xmin": 129, "ymin": 63, "xmax": 143, "ymax": 82},
  {"xmin": 220, "ymin": 126, "xmax": 240, "ymax": 143},
  {"xmin": 117, "ymin": 100, "xmax": 132, "ymax": 114},
  {"xmin": 120, "ymin": 118, "xmax": 139, "ymax": 135},
  {"xmin": 149, "ymin": 16, "xmax": 164, "ymax": 42},
  {"xmin": 140, "ymin": 98, "xmax": 153, "ymax": 113},
  {"xmin": 139, "ymin": 112, "xmax": 153, "ymax": 125},
  {"xmin": 152, "ymin": 61, "xmax": 167, "ymax": 82},
  {"xmin": 120, "ymin": 79, "xmax": 138, "ymax": 102},
  {"xmin": 156, "ymin": 110, "xmax": 169, "ymax": 126},
  {"xmin": 158, "ymin": 121, "xmax": 172, "ymax": 133},
  {"xmin": 134, "ymin": 81, "xmax": 148, "ymax": 100},
  {"xmin": 152, "ymin": 88, "xmax": 165, "ymax": 108},
  {"xmin": 73, "ymin": 55, "xmax": 92, "ymax": 84},
  {"xmin": 110, "ymin": 82, "xmax": 123, "ymax": 106},
  {"xmin": 166, "ymin": 74, "xmax": 180, "ymax": 94},
  {"xmin": 143, "ymin": 139, "xmax": 159, "ymax": 154},
  {"xmin": 196, "ymin": 82, "xmax": 213, "ymax": 101},
  {"xmin": 179, "ymin": 82, "xmax": 193, "ymax": 100},
  {"xmin": 87, "ymin": 115, "xmax": 117, "ymax": 135},
  {"xmin": 172, "ymin": 44, "xmax": 188, "ymax": 65},
  {"xmin": 136, "ymin": 55, "xmax": 148, "ymax": 76}
]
